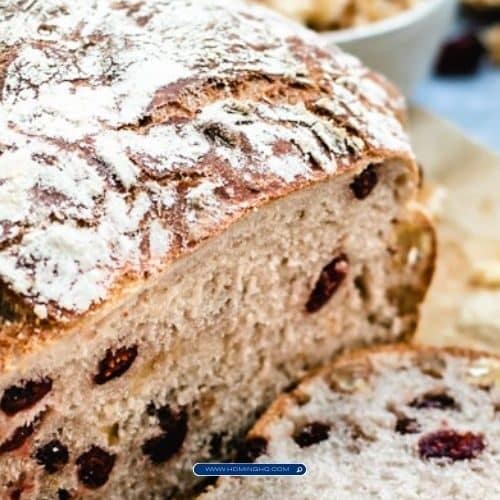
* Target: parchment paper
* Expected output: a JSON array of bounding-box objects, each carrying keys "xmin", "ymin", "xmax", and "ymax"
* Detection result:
[{"xmin": 409, "ymin": 106, "xmax": 500, "ymax": 353}]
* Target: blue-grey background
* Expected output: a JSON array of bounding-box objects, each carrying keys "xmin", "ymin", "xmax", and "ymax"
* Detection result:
[
  {"xmin": 413, "ymin": 10, "xmax": 499, "ymax": 153},
  {"xmin": 414, "ymin": 64, "xmax": 500, "ymax": 152}
]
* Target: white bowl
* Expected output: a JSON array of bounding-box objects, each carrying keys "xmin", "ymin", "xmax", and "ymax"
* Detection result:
[{"xmin": 320, "ymin": 0, "xmax": 457, "ymax": 96}]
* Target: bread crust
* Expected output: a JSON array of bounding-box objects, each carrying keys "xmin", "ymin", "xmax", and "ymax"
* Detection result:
[{"xmin": 0, "ymin": 0, "xmax": 421, "ymax": 367}]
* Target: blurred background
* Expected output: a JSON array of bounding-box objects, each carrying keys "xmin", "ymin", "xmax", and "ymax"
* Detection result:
[
  {"xmin": 255, "ymin": 0, "xmax": 500, "ymax": 152},
  {"xmin": 414, "ymin": 7, "xmax": 500, "ymax": 152}
]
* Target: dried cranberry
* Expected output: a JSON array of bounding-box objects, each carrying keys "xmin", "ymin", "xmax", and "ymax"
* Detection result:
[
  {"xmin": 142, "ymin": 404, "xmax": 188, "ymax": 464},
  {"xmin": 9, "ymin": 489, "xmax": 21, "ymax": 500},
  {"xmin": 418, "ymin": 430, "xmax": 485, "ymax": 461},
  {"xmin": 76, "ymin": 446, "xmax": 116, "ymax": 489},
  {"xmin": 209, "ymin": 432, "xmax": 227, "ymax": 457},
  {"xmin": 142, "ymin": 433, "xmax": 183, "ymax": 465},
  {"xmin": 57, "ymin": 490, "xmax": 71, "ymax": 500},
  {"xmin": 156, "ymin": 405, "xmax": 188, "ymax": 434},
  {"xmin": 35, "ymin": 439, "xmax": 69, "ymax": 474},
  {"xmin": 293, "ymin": 422, "xmax": 330, "ymax": 448},
  {"xmin": 395, "ymin": 417, "xmax": 421, "ymax": 435},
  {"xmin": 146, "ymin": 402, "xmax": 157, "ymax": 417},
  {"xmin": 94, "ymin": 345, "xmax": 138, "ymax": 385},
  {"xmin": 435, "ymin": 33, "xmax": 485, "ymax": 77},
  {"xmin": 350, "ymin": 165, "xmax": 378, "ymax": 200},
  {"xmin": 410, "ymin": 392, "xmax": 458, "ymax": 410},
  {"xmin": 1, "ymin": 378, "xmax": 52, "ymax": 416},
  {"xmin": 0, "ymin": 423, "xmax": 35, "ymax": 453},
  {"xmin": 235, "ymin": 436, "xmax": 268, "ymax": 463},
  {"xmin": 306, "ymin": 254, "xmax": 349, "ymax": 313}
]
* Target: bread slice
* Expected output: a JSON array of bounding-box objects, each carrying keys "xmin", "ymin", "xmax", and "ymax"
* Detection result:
[
  {"xmin": 0, "ymin": 1, "xmax": 434, "ymax": 498},
  {"xmin": 201, "ymin": 345, "xmax": 500, "ymax": 499}
]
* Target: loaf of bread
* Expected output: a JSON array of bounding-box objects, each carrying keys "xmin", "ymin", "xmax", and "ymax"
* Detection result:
[
  {"xmin": 0, "ymin": 1, "xmax": 434, "ymax": 498},
  {"xmin": 202, "ymin": 345, "xmax": 500, "ymax": 499}
]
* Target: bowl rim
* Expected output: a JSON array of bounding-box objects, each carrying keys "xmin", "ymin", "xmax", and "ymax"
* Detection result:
[{"xmin": 320, "ymin": 0, "xmax": 454, "ymax": 44}]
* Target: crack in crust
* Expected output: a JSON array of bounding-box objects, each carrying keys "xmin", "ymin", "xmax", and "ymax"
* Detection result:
[{"xmin": 0, "ymin": 1, "xmax": 414, "ymax": 331}]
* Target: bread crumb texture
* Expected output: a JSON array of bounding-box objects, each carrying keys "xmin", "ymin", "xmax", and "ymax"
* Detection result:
[{"xmin": 0, "ymin": 0, "xmax": 411, "ymax": 322}]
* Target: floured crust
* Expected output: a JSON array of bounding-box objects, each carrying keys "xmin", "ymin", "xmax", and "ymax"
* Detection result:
[{"xmin": 0, "ymin": 1, "xmax": 415, "ymax": 361}]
